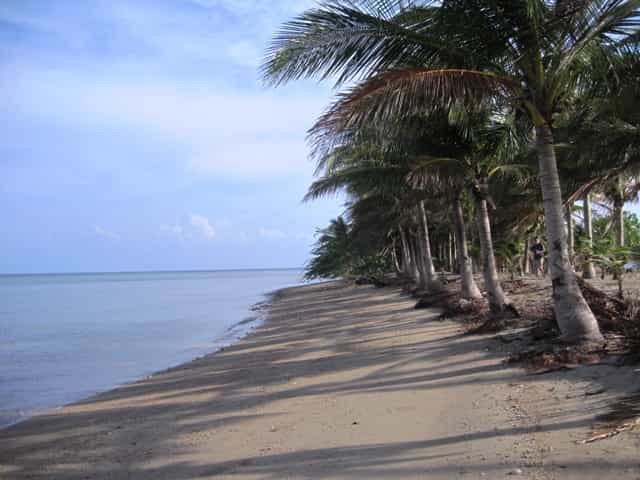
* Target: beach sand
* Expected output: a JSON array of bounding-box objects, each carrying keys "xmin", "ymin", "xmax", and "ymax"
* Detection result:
[{"xmin": 1, "ymin": 280, "xmax": 639, "ymax": 479}]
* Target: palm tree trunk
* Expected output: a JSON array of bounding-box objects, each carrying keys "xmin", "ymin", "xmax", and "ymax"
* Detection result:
[
  {"xmin": 416, "ymin": 237, "xmax": 429, "ymax": 290},
  {"xmin": 617, "ymin": 275, "xmax": 624, "ymax": 299},
  {"xmin": 399, "ymin": 227, "xmax": 412, "ymax": 278},
  {"xmin": 408, "ymin": 233, "xmax": 424, "ymax": 288},
  {"xmin": 566, "ymin": 204, "xmax": 575, "ymax": 268},
  {"xmin": 612, "ymin": 176, "xmax": 625, "ymax": 281},
  {"xmin": 418, "ymin": 201, "xmax": 438, "ymax": 288},
  {"xmin": 522, "ymin": 236, "xmax": 530, "ymax": 275},
  {"xmin": 411, "ymin": 236, "xmax": 421, "ymax": 284},
  {"xmin": 452, "ymin": 232, "xmax": 458, "ymax": 273},
  {"xmin": 452, "ymin": 194, "xmax": 482, "ymax": 300},
  {"xmin": 582, "ymin": 193, "xmax": 596, "ymax": 279},
  {"xmin": 406, "ymin": 235, "xmax": 418, "ymax": 284},
  {"xmin": 535, "ymin": 124, "xmax": 603, "ymax": 344},
  {"xmin": 472, "ymin": 192, "xmax": 510, "ymax": 313},
  {"xmin": 391, "ymin": 239, "xmax": 402, "ymax": 275},
  {"xmin": 614, "ymin": 175, "xmax": 625, "ymax": 248},
  {"xmin": 448, "ymin": 232, "xmax": 454, "ymax": 273}
]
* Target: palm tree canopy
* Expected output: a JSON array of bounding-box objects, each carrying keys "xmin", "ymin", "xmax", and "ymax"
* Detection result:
[{"xmin": 263, "ymin": 1, "xmax": 640, "ymax": 130}]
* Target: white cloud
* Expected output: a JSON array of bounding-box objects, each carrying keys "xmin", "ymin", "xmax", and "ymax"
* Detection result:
[
  {"xmin": 97, "ymin": 0, "xmax": 314, "ymax": 68},
  {"xmin": 5, "ymin": 65, "xmax": 329, "ymax": 180},
  {"xmin": 189, "ymin": 213, "xmax": 216, "ymax": 239},
  {"xmin": 93, "ymin": 225, "xmax": 119, "ymax": 240},
  {"xmin": 102, "ymin": 1, "xmax": 227, "ymax": 63},
  {"xmin": 0, "ymin": 0, "xmax": 316, "ymax": 68},
  {"xmin": 0, "ymin": 0, "xmax": 334, "ymax": 181},
  {"xmin": 161, "ymin": 215, "xmax": 227, "ymax": 241}
]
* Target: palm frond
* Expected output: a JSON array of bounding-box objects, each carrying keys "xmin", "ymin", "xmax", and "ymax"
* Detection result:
[
  {"xmin": 262, "ymin": 1, "xmax": 465, "ymax": 87},
  {"xmin": 304, "ymin": 164, "xmax": 405, "ymax": 201},
  {"xmin": 557, "ymin": 0, "xmax": 640, "ymax": 75},
  {"xmin": 488, "ymin": 164, "xmax": 532, "ymax": 178},
  {"xmin": 311, "ymin": 68, "xmax": 521, "ymax": 138}
]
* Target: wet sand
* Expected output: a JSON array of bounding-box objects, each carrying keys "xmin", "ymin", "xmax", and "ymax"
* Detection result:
[{"xmin": 1, "ymin": 280, "xmax": 639, "ymax": 479}]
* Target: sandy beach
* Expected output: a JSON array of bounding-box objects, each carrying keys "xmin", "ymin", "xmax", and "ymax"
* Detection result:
[{"xmin": 1, "ymin": 280, "xmax": 639, "ymax": 479}]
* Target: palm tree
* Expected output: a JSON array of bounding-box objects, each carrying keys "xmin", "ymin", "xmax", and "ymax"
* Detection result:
[
  {"xmin": 317, "ymin": 102, "xmax": 527, "ymax": 310},
  {"xmin": 451, "ymin": 192, "xmax": 483, "ymax": 299},
  {"xmin": 407, "ymin": 111, "xmax": 527, "ymax": 312},
  {"xmin": 560, "ymin": 46, "xmax": 640, "ymax": 275},
  {"xmin": 600, "ymin": 174, "xmax": 640, "ymax": 249},
  {"xmin": 589, "ymin": 246, "xmax": 631, "ymax": 298},
  {"xmin": 263, "ymin": 0, "xmax": 639, "ymax": 344},
  {"xmin": 306, "ymin": 142, "xmax": 446, "ymax": 290},
  {"xmin": 418, "ymin": 200, "xmax": 437, "ymax": 286},
  {"xmin": 582, "ymin": 193, "xmax": 598, "ymax": 278},
  {"xmin": 305, "ymin": 216, "xmax": 353, "ymax": 279}
]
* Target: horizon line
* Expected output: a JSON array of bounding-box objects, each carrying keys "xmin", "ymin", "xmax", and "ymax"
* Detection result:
[{"xmin": 0, "ymin": 267, "xmax": 305, "ymax": 277}]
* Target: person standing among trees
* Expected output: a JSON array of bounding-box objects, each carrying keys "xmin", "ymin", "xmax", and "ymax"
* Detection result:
[{"xmin": 530, "ymin": 237, "xmax": 545, "ymax": 278}]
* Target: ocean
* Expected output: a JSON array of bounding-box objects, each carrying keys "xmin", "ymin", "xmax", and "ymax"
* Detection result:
[{"xmin": 0, "ymin": 269, "xmax": 304, "ymax": 428}]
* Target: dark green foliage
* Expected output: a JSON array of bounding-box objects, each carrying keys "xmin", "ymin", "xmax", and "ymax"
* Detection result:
[
  {"xmin": 495, "ymin": 239, "xmax": 524, "ymax": 278},
  {"xmin": 593, "ymin": 211, "xmax": 640, "ymax": 253},
  {"xmin": 304, "ymin": 216, "xmax": 391, "ymax": 280},
  {"xmin": 265, "ymin": 0, "xmax": 640, "ymax": 325},
  {"xmin": 350, "ymin": 253, "xmax": 392, "ymax": 280},
  {"xmin": 304, "ymin": 217, "xmax": 352, "ymax": 280}
]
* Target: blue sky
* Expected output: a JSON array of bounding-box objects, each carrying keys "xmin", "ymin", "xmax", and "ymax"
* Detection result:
[{"xmin": 0, "ymin": 0, "xmax": 344, "ymax": 273}]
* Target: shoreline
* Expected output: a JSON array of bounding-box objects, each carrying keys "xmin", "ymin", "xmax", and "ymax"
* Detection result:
[
  {"xmin": 2, "ymin": 280, "xmax": 639, "ymax": 479},
  {"xmin": 0, "ymin": 286, "xmax": 281, "ymax": 431}
]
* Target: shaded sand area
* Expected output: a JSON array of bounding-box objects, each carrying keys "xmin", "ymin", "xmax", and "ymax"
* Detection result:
[{"xmin": 1, "ymin": 281, "xmax": 639, "ymax": 479}]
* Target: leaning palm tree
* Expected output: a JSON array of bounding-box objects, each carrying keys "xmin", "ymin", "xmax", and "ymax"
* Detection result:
[
  {"xmin": 305, "ymin": 216, "xmax": 353, "ymax": 279},
  {"xmin": 410, "ymin": 162, "xmax": 483, "ymax": 299},
  {"xmin": 405, "ymin": 111, "xmax": 519, "ymax": 311},
  {"xmin": 263, "ymin": 0, "xmax": 640, "ymax": 344},
  {"xmin": 560, "ymin": 47, "xmax": 640, "ymax": 274},
  {"xmin": 306, "ymin": 144, "xmax": 445, "ymax": 290}
]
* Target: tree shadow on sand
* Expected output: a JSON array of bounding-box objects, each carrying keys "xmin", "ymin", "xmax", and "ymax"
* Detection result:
[{"xmin": 1, "ymin": 281, "xmax": 636, "ymax": 478}]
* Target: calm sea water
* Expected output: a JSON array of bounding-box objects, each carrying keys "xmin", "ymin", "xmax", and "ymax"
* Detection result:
[{"xmin": 0, "ymin": 269, "xmax": 303, "ymax": 428}]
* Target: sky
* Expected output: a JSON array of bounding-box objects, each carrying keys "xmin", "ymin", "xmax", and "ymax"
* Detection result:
[{"xmin": 0, "ymin": 0, "xmax": 344, "ymax": 273}]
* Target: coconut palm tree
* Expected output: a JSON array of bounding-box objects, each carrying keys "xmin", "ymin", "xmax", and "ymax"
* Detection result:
[
  {"xmin": 406, "ymin": 110, "xmax": 529, "ymax": 312},
  {"xmin": 306, "ymin": 144, "xmax": 446, "ymax": 290},
  {"xmin": 305, "ymin": 216, "xmax": 353, "ymax": 279},
  {"xmin": 451, "ymin": 191, "xmax": 483, "ymax": 299},
  {"xmin": 582, "ymin": 193, "xmax": 598, "ymax": 278},
  {"xmin": 316, "ymin": 101, "xmax": 528, "ymax": 310},
  {"xmin": 557, "ymin": 46, "xmax": 640, "ymax": 277},
  {"xmin": 263, "ymin": 0, "xmax": 639, "ymax": 344}
]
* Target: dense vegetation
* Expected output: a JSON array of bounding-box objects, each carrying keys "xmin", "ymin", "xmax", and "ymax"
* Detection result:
[{"xmin": 263, "ymin": 0, "xmax": 640, "ymax": 346}]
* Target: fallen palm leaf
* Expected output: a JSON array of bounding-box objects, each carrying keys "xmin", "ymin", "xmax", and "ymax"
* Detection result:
[{"xmin": 578, "ymin": 419, "xmax": 639, "ymax": 444}]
